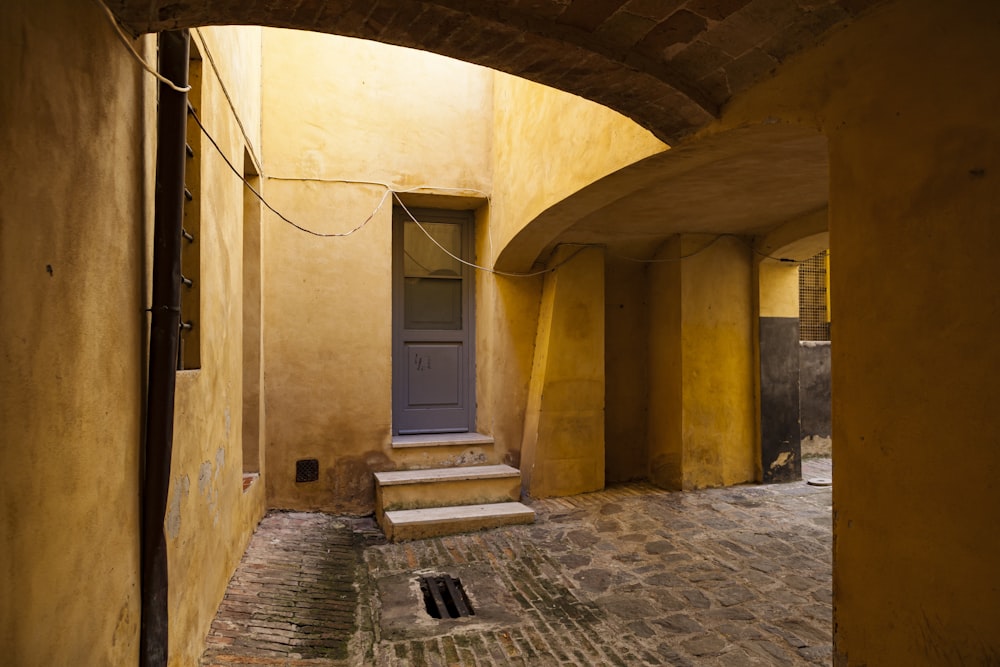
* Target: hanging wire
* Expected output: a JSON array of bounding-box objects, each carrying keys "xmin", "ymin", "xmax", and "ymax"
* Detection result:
[
  {"xmin": 99, "ymin": 3, "xmax": 799, "ymax": 274},
  {"xmin": 188, "ymin": 108, "xmax": 391, "ymax": 237},
  {"xmin": 92, "ymin": 0, "xmax": 192, "ymax": 93},
  {"xmin": 392, "ymin": 194, "xmax": 592, "ymax": 277},
  {"xmin": 192, "ymin": 28, "xmax": 262, "ymax": 174},
  {"xmin": 609, "ymin": 235, "xmax": 800, "ymax": 264}
]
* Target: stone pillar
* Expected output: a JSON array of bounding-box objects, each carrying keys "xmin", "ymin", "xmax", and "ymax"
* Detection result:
[
  {"xmin": 520, "ymin": 246, "xmax": 605, "ymax": 498},
  {"xmin": 755, "ymin": 259, "xmax": 801, "ymax": 483},
  {"xmin": 647, "ymin": 235, "xmax": 756, "ymax": 490}
]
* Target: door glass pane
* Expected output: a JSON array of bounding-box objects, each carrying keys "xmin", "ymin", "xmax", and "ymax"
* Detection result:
[
  {"xmin": 404, "ymin": 277, "xmax": 462, "ymax": 329},
  {"xmin": 403, "ymin": 221, "xmax": 461, "ymax": 277}
]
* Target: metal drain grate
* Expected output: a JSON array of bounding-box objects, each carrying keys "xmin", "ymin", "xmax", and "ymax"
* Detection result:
[{"xmin": 418, "ymin": 575, "xmax": 475, "ymax": 619}]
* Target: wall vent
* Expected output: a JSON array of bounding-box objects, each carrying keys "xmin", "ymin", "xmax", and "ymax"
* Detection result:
[{"xmin": 295, "ymin": 459, "xmax": 319, "ymax": 483}]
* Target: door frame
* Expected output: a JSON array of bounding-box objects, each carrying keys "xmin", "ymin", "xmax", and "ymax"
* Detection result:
[{"xmin": 391, "ymin": 206, "xmax": 476, "ymax": 435}]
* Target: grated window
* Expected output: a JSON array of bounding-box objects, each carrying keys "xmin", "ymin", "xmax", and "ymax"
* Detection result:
[{"xmin": 799, "ymin": 250, "xmax": 830, "ymax": 342}]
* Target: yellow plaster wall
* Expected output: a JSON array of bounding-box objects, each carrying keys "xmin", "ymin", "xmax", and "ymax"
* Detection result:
[
  {"xmin": 162, "ymin": 27, "xmax": 270, "ymax": 667},
  {"xmin": 260, "ymin": 31, "xmax": 495, "ymax": 512},
  {"xmin": 521, "ymin": 247, "xmax": 606, "ymax": 497},
  {"xmin": 757, "ymin": 260, "xmax": 800, "ymax": 319},
  {"xmin": 473, "ymin": 206, "xmax": 544, "ymax": 470},
  {"xmin": 490, "ymin": 74, "xmax": 667, "ymax": 261},
  {"xmin": 648, "ymin": 236, "xmax": 756, "ymax": 490},
  {"xmin": 605, "ymin": 257, "xmax": 650, "ymax": 483},
  {"xmin": 647, "ymin": 242, "xmax": 684, "ymax": 488},
  {"xmin": 713, "ymin": 0, "xmax": 1000, "ymax": 662},
  {"xmin": 262, "ymin": 29, "xmax": 492, "ymax": 188},
  {"xmin": 0, "ymin": 2, "xmax": 147, "ymax": 662}
]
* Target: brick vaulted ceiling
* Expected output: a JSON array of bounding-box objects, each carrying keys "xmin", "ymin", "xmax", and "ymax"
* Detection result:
[{"xmin": 109, "ymin": 0, "xmax": 882, "ymax": 144}]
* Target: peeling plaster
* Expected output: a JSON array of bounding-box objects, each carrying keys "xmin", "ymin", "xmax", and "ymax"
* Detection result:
[{"xmin": 166, "ymin": 475, "xmax": 190, "ymax": 539}]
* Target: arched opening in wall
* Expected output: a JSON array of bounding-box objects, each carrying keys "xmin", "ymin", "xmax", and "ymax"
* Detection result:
[
  {"xmin": 519, "ymin": 124, "xmax": 830, "ymax": 491},
  {"xmin": 757, "ymin": 231, "xmax": 830, "ymax": 484}
]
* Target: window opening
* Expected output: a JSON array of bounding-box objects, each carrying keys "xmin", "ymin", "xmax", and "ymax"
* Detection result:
[
  {"xmin": 799, "ymin": 249, "xmax": 830, "ymax": 342},
  {"xmin": 179, "ymin": 43, "xmax": 202, "ymax": 370}
]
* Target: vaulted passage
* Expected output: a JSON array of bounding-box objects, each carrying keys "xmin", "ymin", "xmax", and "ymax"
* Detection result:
[{"xmin": 108, "ymin": 0, "xmax": 882, "ymax": 143}]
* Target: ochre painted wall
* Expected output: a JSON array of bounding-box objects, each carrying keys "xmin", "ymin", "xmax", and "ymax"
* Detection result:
[
  {"xmin": 261, "ymin": 31, "xmax": 495, "ymax": 513},
  {"xmin": 490, "ymin": 74, "xmax": 666, "ymax": 262},
  {"xmin": 648, "ymin": 235, "xmax": 756, "ymax": 490},
  {"xmin": 163, "ymin": 27, "xmax": 269, "ymax": 667},
  {"xmin": 605, "ymin": 257, "xmax": 650, "ymax": 483},
  {"xmin": 1, "ymin": 6, "xmax": 267, "ymax": 666},
  {"xmin": 0, "ymin": 0, "xmax": 264, "ymax": 665},
  {"xmin": 260, "ymin": 29, "xmax": 665, "ymax": 511},
  {"xmin": 520, "ymin": 247, "xmax": 606, "ymax": 497},
  {"xmin": 714, "ymin": 0, "xmax": 1000, "ymax": 662},
  {"xmin": 0, "ymin": 2, "xmax": 147, "ymax": 663}
]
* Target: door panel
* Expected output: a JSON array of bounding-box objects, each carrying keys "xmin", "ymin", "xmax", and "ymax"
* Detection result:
[
  {"xmin": 393, "ymin": 208, "xmax": 475, "ymax": 434},
  {"xmin": 405, "ymin": 343, "xmax": 462, "ymax": 405}
]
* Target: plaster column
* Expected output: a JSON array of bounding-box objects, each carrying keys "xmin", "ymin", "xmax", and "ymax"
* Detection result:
[
  {"xmin": 826, "ymin": 3, "xmax": 1000, "ymax": 661},
  {"xmin": 648, "ymin": 235, "xmax": 756, "ymax": 490},
  {"xmin": 520, "ymin": 246, "xmax": 605, "ymax": 498}
]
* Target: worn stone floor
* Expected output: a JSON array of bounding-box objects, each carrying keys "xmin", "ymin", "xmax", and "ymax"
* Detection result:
[{"xmin": 202, "ymin": 459, "xmax": 833, "ymax": 666}]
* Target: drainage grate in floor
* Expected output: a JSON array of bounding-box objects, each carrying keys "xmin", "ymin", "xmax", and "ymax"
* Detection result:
[{"xmin": 418, "ymin": 574, "xmax": 475, "ymax": 619}]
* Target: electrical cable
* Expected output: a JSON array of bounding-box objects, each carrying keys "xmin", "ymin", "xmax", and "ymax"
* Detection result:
[
  {"xmin": 392, "ymin": 194, "xmax": 591, "ymax": 277},
  {"xmin": 188, "ymin": 108, "xmax": 391, "ymax": 237},
  {"xmin": 192, "ymin": 28, "xmax": 263, "ymax": 175},
  {"xmin": 103, "ymin": 9, "xmax": 797, "ymax": 273},
  {"xmin": 92, "ymin": 0, "xmax": 192, "ymax": 93},
  {"xmin": 609, "ymin": 234, "xmax": 801, "ymax": 264}
]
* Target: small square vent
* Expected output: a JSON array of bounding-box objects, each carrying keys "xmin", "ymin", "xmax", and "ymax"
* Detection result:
[{"xmin": 295, "ymin": 458, "xmax": 319, "ymax": 483}]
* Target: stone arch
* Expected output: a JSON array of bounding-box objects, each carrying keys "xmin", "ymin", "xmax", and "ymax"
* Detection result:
[{"xmin": 108, "ymin": 0, "xmax": 881, "ymax": 145}]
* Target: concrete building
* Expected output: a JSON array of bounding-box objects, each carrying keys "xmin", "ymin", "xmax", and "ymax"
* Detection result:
[{"xmin": 1, "ymin": 0, "xmax": 997, "ymax": 665}]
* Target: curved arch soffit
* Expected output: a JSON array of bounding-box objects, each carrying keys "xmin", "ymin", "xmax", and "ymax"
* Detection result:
[
  {"xmin": 109, "ymin": 0, "xmax": 883, "ymax": 145},
  {"xmin": 496, "ymin": 123, "xmax": 829, "ymax": 273}
]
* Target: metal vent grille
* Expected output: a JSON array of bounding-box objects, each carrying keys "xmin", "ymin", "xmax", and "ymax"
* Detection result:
[
  {"xmin": 295, "ymin": 459, "xmax": 319, "ymax": 483},
  {"xmin": 418, "ymin": 575, "xmax": 475, "ymax": 619},
  {"xmin": 799, "ymin": 250, "xmax": 830, "ymax": 342}
]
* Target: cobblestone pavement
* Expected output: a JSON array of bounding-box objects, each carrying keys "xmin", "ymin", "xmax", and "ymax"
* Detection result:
[{"xmin": 202, "ymin": 459, "xmax": 833, "ymax": 666}]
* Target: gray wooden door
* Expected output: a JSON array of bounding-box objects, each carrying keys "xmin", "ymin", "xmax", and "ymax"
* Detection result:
[{"xmin": 392, "ymin": 208, "xmax": 475, "ymax": 434}]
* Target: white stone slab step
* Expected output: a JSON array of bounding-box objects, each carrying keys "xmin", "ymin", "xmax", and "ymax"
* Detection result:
[
  {"xmin": 391, "ymin": 432, "xmax": 494, "ymax": 449},
  {"xmin": 374, "ymin": 464, "xmax": 519, "ymax": 486},
  {"xmin": 383, "ymin": 502, "xmax": 535, "ymax": 542}
]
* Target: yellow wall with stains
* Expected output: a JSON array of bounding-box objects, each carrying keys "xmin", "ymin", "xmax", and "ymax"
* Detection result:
[
  {"xmin": 260, "ymin": 30, "xmax": 497, "ymax": 513},
  {"xmin": 1, "ymin": 4, "xmax": 268, "ymax": 664},
  {"xmin": 162, "ymin": 26, "xmax": 269, "ymax": 667},
  {"xmin": 0, "ymin": 2, "xmax": 147, "ymax": 663},
  {"xmin": 490, "ymin": 73, "xmax": 667, "ymax": 265},
  {"xmin": 259, "ymin": 30, "xmax": 665, "ymax": 513},
  {"xmin": 648, "ymin": 235, "xmax": 757, "ymax": 490},
  {"xmin": 711, "ymin": 0, "xmax": 1000, "ymax": 662},
  {"xmin": 520, "ymin": 247, "xmax": 606, "ymax": 497}
]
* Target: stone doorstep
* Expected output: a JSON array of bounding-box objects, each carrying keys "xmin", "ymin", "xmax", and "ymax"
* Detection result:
[
  {"xmin": 383, "ymin": 502, "xmax": 535, "ymax": 542},
  {"xmin": 374, "ymin": 464, "xmax": 520, "ymax": 486},
  {"xmin": 390, "ymin": 432, "xmax": 495, "ymax": 449}
]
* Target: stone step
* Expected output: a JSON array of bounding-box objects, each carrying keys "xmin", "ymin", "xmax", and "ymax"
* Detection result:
[
  {"xmin": 391, "ymin": 432, "xmax": 494, "ymax": 448},
  {"xmin": 374, "ymin": 464, "xmax": 522, "ymax": 526},
  {"xmin": 382, "ymin": 502, "xmax": 535, "ymax": 542},
  {"xmin": 389, "ymin": 432, "xmax": 498, "ymax": 468}
]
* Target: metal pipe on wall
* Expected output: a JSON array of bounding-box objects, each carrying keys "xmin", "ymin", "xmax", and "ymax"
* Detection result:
[{"xmin": 141, "ymin": 28, "xmax": 190, "ymax": 667}]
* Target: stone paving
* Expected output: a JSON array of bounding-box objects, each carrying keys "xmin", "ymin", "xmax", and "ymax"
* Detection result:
[{"xmin": 202, "ymin": 459, "xmax": 833, "ymax": 666}]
